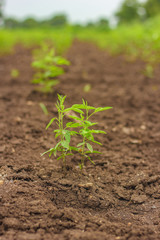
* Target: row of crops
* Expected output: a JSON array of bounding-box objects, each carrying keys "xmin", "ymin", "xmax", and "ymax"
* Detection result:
[{"xmin": 1, "ymin": 15, "xmax": 160, "ymax": 72}]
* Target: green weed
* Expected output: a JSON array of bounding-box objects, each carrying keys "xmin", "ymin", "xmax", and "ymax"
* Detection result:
[
  {"xmin": 39, "ymin": 103, "xmax": 49, "ymax": 115},
  {"xmin": 83, "ymin": 84, "xmax": 91, "ymax": 93},
  {"xmin": 143, "ymin": 64, "xmax": 154, "ymax": 78},
  {"xmin": 11, "ymin": 69, "xmax": 19, "ymax": 78}
]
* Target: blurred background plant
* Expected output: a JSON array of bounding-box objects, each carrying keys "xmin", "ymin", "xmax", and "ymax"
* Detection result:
[
  {"xmin": 32, "ymin": 44, "xmax": 70, "ymax": 93},
  {"xmin": 0, "ymin": 0, "xmax": 160, "ymax": 73},
  {"xmin": 10, "ymin": 68, "xmax": 19, "ymax": 78}
]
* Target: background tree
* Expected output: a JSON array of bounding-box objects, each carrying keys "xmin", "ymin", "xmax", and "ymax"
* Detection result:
[
  {"xmin": 4, "ymin": 17, "xmax": 20, "ymax": 28},
  {"xmin": 96, "ymin": 18, "xmax": 110, "ymax": 30},
  {"xmin": 143, "ymin": 0, "xmax": 160, "ymax": 18},
  {"xmin": 21, "ymin": 17, "xmax": 39, "ymax": 28},
  {"xmin": 115, "ymin": 0, "xmax": 143, "ymax": 24},
  {"xmin": 47, "ymin": 14, "xmax": 68, "ymax": 27},
  {"xmin": 0, "ymin": 0, "xmax": 5, "ymax": 27},
  {"xmin": 86, "ymin": 21, "xmax": 95, "ymax": 28}
]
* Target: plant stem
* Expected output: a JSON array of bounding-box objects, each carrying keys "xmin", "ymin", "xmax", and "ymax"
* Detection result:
[
  {"xmin": 81, "ymin": 136, "xmax": 86, "ymax": 169},
  {"xmin": 62, "ymin": 153, "xmax": 66, "ymax": 171},
  {"xmin": 59, "ymin": 108, "xmax": 66, "ymax": 168}
]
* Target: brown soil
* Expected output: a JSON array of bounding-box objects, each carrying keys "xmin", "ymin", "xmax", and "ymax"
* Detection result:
[{"xmin": 0, "ymin": 41, "xmax": 160, "ymax": 240}]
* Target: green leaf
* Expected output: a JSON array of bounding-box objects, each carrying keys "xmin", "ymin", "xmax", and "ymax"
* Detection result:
[
  {"xmin": 82, "ymin": 99, "xmax": 86, "ymax": 106},
  {"xmin": 49, "ymin": 149, "xmax": 56, "ymax": 157},
  {"xmin": 68, "ymin": 123, "xmax": 81, "ymax": 128},
  {"xmin": 54, "ymin": 130, "xmax": 61, "ymax": 138},
  {"xmin": 46, "ymin": 67, "xmax": 64, "ymax": 77},
  {"xmin": 94, "ymin": 107, "xmax": 112, "ymax": 113},
  {"xmin": 64, "ymin": 131, "xmax": 71, "ymax": 143},
  {"xmin": 71, "ymin": 107, "xmax": 84, "ymax": 114},
  {"xmin": 53, "ymin": 150, "xmax": 57, "ymax": 157},
  {"xmin": 70, "ymin": 131, "xmax": 78, "ymax": 136},
  {"xmin": 53, "ymin": 56, "xmax": 70, "ymax": 66},
  {"xmin": 54, "ymin": 129, "xmax": 60, "ymax": 133},
  {"xmin": 32, "ymin": 77, "xmax": 43, "ymax": 84},
  {"xmin": 86, "ymin": 143, "xmax": 93, "ymax": 153},
  {"xmin": 92, "ymin": 140, "xmax": 102, "ymax": 145},
  {"xmin": 72, "ymin": 104, "xmax": 85, "ymax": 109},
  {"xmin": 45, "ymin": 80, "xmax": 59, "ymax": 87},
  {"xmin": 86, "ymin": 106, "xmax": 96, "ymax": 110},
  {"xmin": 68, "ymin": 115, "xmax": 82, "ymax": 121},
  {"xmin": 84, "ymin": 121, "xmax": 98, "ymax": 127},
  {"xmin": 57, "ymin": 94, "xmax": 63, "ymax": 102},
  {"xmin": 85, "ymin": 151, "xmax": 101, "ymax": 154},
  {"xmin": 61, "ymin": 140, "xmax": 69, "ymax": 149},
  {"xmin": 70, "ymin": 146, "xmax": 79, "ymax": 151},
  {"xmin": 80, "ymin": 129, "xmax": 90, "ymax": 135},
  {"xmin": 55, "ymin": 142, "xmax": 61, "ymax": 150},
  {"xmin": 41, "ymin": 147, "xmax": 55, "ymax": 156},
  {"xmin": 64, "ymin": 107, "xmax": 72, "ymax": 113},
  {"xmin": 66, "ymin": 122, "xmax": 75, "ymax": 127},
  {"xmin": 57, "ymin": 155, "xmax": 63, "ymax": 161},
  {"xmin": 80, "ymin": 129, "xmax": 93, "ymax": 138},
  {"xmin": 66, "ymin": 153, "xmax": 73, "ymax": 156},
  {"xmin": 77, "ymin": 142, "xmax": 85, "ymax": 147},
  {"xmin": 46, "ymin": 118, "xmax": 56, "ymax": 129},
  {"xmin": 55, "ymin": 133, "xmax": 60, "ymax": 138},
  {"xmin": 61, "ymin": 95, "xmax": 66, "ymax": 105},
  {"xmin": 72, "ymin": 104, "xmax": 95, "ymax": 110},
  {"xmin": 39, "ymin": 103, "xmax": 48, "ymax": 115},
  {"xmin": 91, "ymin": 130, "xmax": 106, "ymax": 134}
]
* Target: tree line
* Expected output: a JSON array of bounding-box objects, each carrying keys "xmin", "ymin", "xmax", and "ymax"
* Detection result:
[
  {"xmin": 3, "ymin": 14, "xmax": 110, "ymax": 30},
  {"xmin": 115, "ymin": 0, "xmax": 160, "ymax": 24},
  {"xmin": 1, "ymin": 0, "xmax": 160, "ymax": 29}
]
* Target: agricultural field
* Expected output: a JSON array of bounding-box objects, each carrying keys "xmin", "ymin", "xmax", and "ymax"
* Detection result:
[{"xmin": 0, "ymin": 18, "xmax": 160, "ymax": 240}]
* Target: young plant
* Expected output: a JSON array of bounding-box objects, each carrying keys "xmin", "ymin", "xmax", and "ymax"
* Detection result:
[
  {"xmin": 11, "ymin": 69, "xmax": 19, "ymax": 78},
  {"xmin": 42, "ymin": 95, "xmax": 112, "ymax": 170},
  {"xmin": 32, "ymin": 44, "xmax": 70, "ymax": 93},
  {"xmin": 39, "ymin": 102, "xmax": 49, "ymax": 115},
  {"xmin": 83, "ymin": 83, "xmax": 91, "ymax": 93},
  {"xmin": 143, "ymin": 63, "xmax": 154, "ymax": 78},
  {"xmin": 41, "ymin": 94, "xmax": 82, "ymax": 168},
  {"xmin": 67, "ymin": 100, "xmax": 112, "ymax": 169}
]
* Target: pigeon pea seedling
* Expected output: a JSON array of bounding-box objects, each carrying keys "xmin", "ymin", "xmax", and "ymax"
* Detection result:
[
  {"xmin": 68, "ymin": 100, "xmax": 112, "ymax": 169},
  {"xmin": 32, "ymin": 45, "xmax": 70, "ymax": 93},
  {"xmin": 41, "ymin": 94, "xmax": 83, "ymax": 169},
  {"xmin": 42, "ymin": 95, "xmax": 112, "ymax": 170},
  {"xmin": 11, "ymin": 69, "xmax": 19, "ymax": 78},
  {"xmin": 39, "ymin": 103, "xmax": 49, "ymax": 116}
]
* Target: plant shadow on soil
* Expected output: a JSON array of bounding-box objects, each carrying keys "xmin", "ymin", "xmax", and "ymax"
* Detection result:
[{"xmin": 0, "ymin": 41, "xmax": 160, "ymax": 240}]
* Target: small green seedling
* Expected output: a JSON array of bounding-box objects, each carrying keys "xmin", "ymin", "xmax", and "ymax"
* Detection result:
[
  {"xmin": 41, "ymin": 94, "xmax": 83, "ymax": 168},
  {"xmin": 143, "ymin": 64, "xmax": 154, "ymax": 78},
  {"xmin": 11, "ymin": 69, "xmax": 19, "ymax": 78},
  {"xmin": 32, "ymin": 45, "xmax": 70, "ymax": 93},
  {"xmin": 39, "ymin": 103, "xmax": 49, "ymax": 115},
  {"xmin": 42, "ymin": 95, "xmax": 112, "ymax": 170},
  {"xmin": 83, "ymin": 84, "xmax": 91, "ymax": 93},
  {"xmin": 68, "ymin": 100, "xmax": 112, "ymax": 169}
]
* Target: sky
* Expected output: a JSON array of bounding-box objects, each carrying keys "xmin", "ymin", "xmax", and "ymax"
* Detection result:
[{"xmin": 4, "ymin": 0, "xmax": 124, "ymax": 23}]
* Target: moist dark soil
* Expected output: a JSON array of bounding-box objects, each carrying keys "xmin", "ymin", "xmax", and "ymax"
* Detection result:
[{"xmin": 0, "ymin": 40, "xmax": 160, "ymax": 240}]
